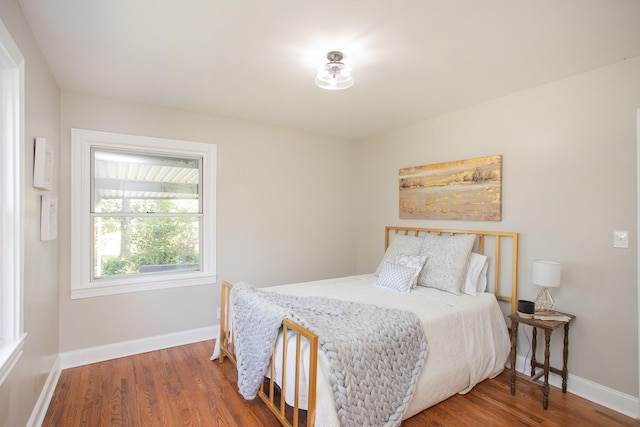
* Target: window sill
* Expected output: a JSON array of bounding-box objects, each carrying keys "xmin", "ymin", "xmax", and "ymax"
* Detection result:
[
  {"xmin": 0, "ymin": 333, "xmax": 26, "ymax": 386},
  {"xmin": 71, "ymin": 273, "xmax": 217, "ymax": 299}
]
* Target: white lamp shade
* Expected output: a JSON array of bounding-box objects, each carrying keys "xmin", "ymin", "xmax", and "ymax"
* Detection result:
[{"xmin": 532, "ymin": 260, "xmax": 561, "ymax": 288}]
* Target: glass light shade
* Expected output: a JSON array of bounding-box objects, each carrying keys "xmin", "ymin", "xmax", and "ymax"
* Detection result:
[{"xmin": 315, "ymin": 62, "xmax": 354, "ymax": 90}]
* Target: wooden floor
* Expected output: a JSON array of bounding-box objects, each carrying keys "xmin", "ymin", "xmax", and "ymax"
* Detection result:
[{"xmin": 43, "ymin": 340, "xmax": 640, "ymax": 427}]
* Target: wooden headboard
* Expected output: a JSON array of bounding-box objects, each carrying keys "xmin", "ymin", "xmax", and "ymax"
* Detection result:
[{"xmin": 385, "ymin": 226, "xmax": 519, "ymax": 313}]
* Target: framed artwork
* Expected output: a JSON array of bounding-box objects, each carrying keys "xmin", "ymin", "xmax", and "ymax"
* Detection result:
[
  {"xmin": 41, "ymin": 195, "xmax": 58, "ymax": 241},
  {"xmin": 399, "ymin": 155, "xmax": 503, "ymax": 221},
  {"xmin": 34, "ymin": 137, "xmax": 54, "ymax": 190}
]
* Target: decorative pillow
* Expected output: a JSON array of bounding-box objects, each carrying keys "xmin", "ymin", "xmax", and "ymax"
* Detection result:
[
  {"xmin": 374, "ymin": 234, "xmax": 424, "ymax": 276},
  {"xmin": 376, "ymin": 261, "xmax": 419, "ymax": 293},
  {"xmin": 394, "ymin": 254, "xmax": 428, "ymax": 288},
  {"xmin": 462, "ymin": 252, "xmax": 489, "ymax": 296},
  {"xmin": 416, "ymin": 233, "xmax": 476, "ymax": 295}
]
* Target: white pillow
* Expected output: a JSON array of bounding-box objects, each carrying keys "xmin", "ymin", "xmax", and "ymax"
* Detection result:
[
  {"xmin": 374, "ymin": 234, "xmax": 424, "ymax": 276},
  {"xmin": 462, "ymin": 252, "xmax": 489, "ymax": 296},
  {"xmin": 376, "ymin": 261, "xmax": 419, "ymax": 293},
  {"xmin": 476, "ymin": 258, "xmax": 489, "ymax": 293},
  {"xmin": 417, "ymin": 233, "xmax": 476, "ymax": 295}
]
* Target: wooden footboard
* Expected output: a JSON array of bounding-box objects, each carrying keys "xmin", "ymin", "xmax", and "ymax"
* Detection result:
[
  {"xmin": 219, "ymin": 281, "xmax": 236, "ymax": 365},
  {"xmin": 219, "ymin": 281, "xmax": 318, "ymax": 427}
]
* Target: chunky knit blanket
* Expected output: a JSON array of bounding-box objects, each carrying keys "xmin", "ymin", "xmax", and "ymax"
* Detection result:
[{"xmin": 231, "ymin": 282, "xmax": 429, "ymax": 427}]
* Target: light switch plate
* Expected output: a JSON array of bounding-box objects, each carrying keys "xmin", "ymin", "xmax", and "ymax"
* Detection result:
[{"xmin": 613, "ymin": 230, "xmax": 629, "ymax": 248}]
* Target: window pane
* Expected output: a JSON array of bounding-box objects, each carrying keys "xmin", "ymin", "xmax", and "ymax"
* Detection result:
[
  {"xmin": 93, "ymin": 150, "xmax": 200, "ymax": 213},
  {"xmin": 93, "ymin": 215, "xmax": 200, "ymax": 279}
]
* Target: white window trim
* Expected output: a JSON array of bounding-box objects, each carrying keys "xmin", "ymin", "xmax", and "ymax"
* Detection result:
[
  {"xmin": 0, "ymin": 18, "xmax": 26, "ymax": 386},
  {"xmin": 70, "ymin": 129, "xmax": 217, "ymax": 299}
]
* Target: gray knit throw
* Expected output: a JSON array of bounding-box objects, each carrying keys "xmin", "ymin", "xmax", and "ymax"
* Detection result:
[{"xmin": 231, "ymin": 282, "xmax": 429, "ymax": 427}]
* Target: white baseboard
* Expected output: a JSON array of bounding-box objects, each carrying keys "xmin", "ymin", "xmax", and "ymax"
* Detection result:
[
  {"xmin": 59, "ymin": 325, "xmax": 219, "ymax": 369},
  {"xmin": 514, "ymin": 354, "xmax": 639, "ymax": 419},
  {"xmin": 27, "ymin": 355, "xmax": 61, "ymax": 427}
]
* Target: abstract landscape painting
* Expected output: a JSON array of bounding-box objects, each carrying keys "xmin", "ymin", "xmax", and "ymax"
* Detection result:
[{"xmin": 399, "ymin": 155, "xmax": 502, "ymax": 221}]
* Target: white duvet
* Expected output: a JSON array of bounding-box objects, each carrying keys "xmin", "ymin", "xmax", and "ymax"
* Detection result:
[{"xmin": 213, "ymin": 274, "xmax": 510, "ymax": 426}]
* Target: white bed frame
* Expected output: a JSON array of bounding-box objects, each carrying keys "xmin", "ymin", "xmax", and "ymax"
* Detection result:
[{"xmin": 218, "ymin": 226, "xmax": 519, "ymax": 427}]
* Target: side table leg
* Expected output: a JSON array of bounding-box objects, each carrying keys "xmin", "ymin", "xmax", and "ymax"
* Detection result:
[
  {"xmin": 562, "ymin": 322, "xmax": 570, "ymax": 393},
  {"xmin": 543, "ymin": 330, "xmax": 551, "ymax": 410},
  {"xmin": 510, "ymin": 320, "xmax": 519, "ymax": 395},
  {"xmin": 531, "ymin": 327, "xmax": 537, "ymax": 377}
]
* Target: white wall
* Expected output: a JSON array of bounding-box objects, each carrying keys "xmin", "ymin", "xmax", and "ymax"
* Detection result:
[
  {"xmin": 58, "ymin": 93, "xmax": 357, "ymax": 352},
  {"xmin": 0, "ymin": 1, "xmax": 61, "ymax": 426},
  {"xmin": 3, "ymin": 0, "xmax": 639, "ymax": 420},
  {"xmin": 355, "ymin": 57, "xmax": 640, "ymax": 397}
]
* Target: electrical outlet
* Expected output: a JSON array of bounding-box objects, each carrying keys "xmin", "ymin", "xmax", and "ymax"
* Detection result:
[{"xmin": 217, "ymin": 307, "xmax": 220, "ymax": 319}]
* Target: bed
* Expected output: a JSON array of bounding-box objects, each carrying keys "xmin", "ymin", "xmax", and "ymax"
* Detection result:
[{"xmin": 213, "ymin": 226, "xmax": 518, "ymax": 427}]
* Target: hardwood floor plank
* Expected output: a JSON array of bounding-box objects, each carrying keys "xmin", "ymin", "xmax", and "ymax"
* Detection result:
[{"xmin": 43, "ymin": 340, "xmax": 640, "ymax": 426}]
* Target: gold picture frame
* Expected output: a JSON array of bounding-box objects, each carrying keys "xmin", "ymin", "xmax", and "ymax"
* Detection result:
[{"xmin": 399, "ymin": 155, "xmax": 502, "ymax": 221}]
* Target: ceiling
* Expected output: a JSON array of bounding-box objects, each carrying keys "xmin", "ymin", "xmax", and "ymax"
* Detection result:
[{"xmin": 17, "ymin": 0, "xmax": 640, "ymax": 140}]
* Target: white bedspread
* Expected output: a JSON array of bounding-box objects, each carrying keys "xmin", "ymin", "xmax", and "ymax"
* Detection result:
[{"xmin": 213, "ymin": 274, "xmax": 510, "ymax": 426}]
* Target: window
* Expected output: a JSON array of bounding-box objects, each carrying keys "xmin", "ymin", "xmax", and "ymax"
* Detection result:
[
  {"xmin": 0, "ymin": 18, "xmax": 25, "ymax": 386},
  {"xmin": 71, "ymin": 129, "xmax": 216, "ymax": 299}
]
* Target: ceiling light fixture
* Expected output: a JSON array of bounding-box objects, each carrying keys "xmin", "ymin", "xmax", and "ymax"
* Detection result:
[{"xmin": 315, "ymin": 51, "xmax": 354, "ymax": 90}]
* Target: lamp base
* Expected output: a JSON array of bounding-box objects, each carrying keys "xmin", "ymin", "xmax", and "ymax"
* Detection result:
[{"xmin": 534, "ymin": 286, "xmax": 556, "ymax": 313}]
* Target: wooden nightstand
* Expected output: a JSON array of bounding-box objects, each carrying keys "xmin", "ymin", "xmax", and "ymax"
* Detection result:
[{"xmin": 508, "ymin": 311, "xmax": 576, "ymax": 410}]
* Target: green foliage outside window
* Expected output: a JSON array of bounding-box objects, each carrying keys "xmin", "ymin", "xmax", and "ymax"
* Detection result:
[{"xmin": 95, "ymin": 198, "xmax": 199, "ymax": 277}]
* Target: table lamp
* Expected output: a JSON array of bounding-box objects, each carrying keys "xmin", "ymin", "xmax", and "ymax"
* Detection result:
[{"xmin": 532, "ymin": 260, "xmax": 561, "ymax": 313}]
